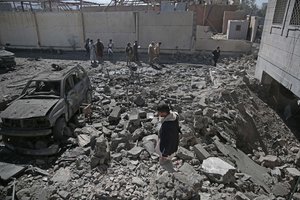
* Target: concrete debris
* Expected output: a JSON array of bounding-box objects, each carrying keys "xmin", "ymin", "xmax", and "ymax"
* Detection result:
[
  {"xmin": 0, "ymin": 162, "xmax": 26, "ymax": 181},
  {"xmin": 285, "ymin": 167, "xmax": 300, "ymax": 177},
  {"xmin": 202, "ymin": 157, "xmax": 236, "ymax": 184},
  {"xmin": 271, "ymin": 182, "xmax": 291, "ymax": 197},
  {"xmin": 91, "ymin": 135, "xmax": 110, "ymax": 168},
  {"xmin": 235, "ymin": 191, "xmax": 250, "ymax": 200},
  {"xmin": 176, "ymin": 146, "xmax": 194, "ymax": 160},
  {"xmin": 1, "ymin": 55, "xmax": 300, "ymax": 199},
  {"xmin": 51, "ymin": 168, "xmax": 71, "ymax": 185},
  {"xmin": 258, "ymin": 155, "xmax": 281, "ymax": 168},
  {"xmin": 127, "ymin": 146, "xmax": 145, "ymax": 159},
  {"xmin": 193, "ymin": 143, "xmax": 210, "ymax": 161},
  {"xmin": 77, "ymin": 134, "xmax": 90, "ymax": 147},
  {"xmin": 108, "ymin": 106, "xmax": 122, "ymax": 125}
]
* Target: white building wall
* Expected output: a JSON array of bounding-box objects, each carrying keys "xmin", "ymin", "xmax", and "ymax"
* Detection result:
[
  {"xmin": 83, "ymin": 12, "xmax": 136, "ymax": 49},
  {"xmin": 226, "ymin": 20, "xmax": 248, "ymax": 40},
  {"xmin": 0, "ymin": 12, "xmax": 38, "ymax": 47},
  {"xmin": 255, "ymin": 0, "xmax": 300, "ymax": 97},
  {"xmin": 36, "ymin": 12, "xmax": 83, "ymax": 48},
  {"xmin": 138, "ymin": 12, "xmax": 193, "ymax": 50}
]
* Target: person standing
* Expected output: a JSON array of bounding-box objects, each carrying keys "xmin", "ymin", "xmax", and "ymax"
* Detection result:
[
  {"xmin": 148, "ymin": 42, "xmax": 155, "ymax": 65},
  {"xmin": 156, "ymin": 103, "xmax": 180, "ymax": 164},
  {"xmin": 133, "ymin": 41, "xmax": 139, "ymax": 62},
  {"xmin": 84, "ymin": 38, "xmax": 90, "ymax": 58},
  {"xmin": 154, "ymin": 42, "xmax": 162, "ymax": 63},
  {"xmin": 89, "ymin": 39, "xmax": 97, "ymax": 65},
  {"xmin": 96, "ymin": 39, "xmax": 104, "ymax": 63},
  {"xmin": 125, "ymin": 42, "xmax": 133, "ymax": 66},
  {"xmin": 212, "ymin": 46, "xmax": 221, "ymax": 67},
  {"xmin": 108, "ymin": 39, "xmax": 114, "ymax": 61}
]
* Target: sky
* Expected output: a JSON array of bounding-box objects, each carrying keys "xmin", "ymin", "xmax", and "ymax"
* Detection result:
[{"xmin": 88, "ymin": 0, "xmax": 269, "ymax": 8}]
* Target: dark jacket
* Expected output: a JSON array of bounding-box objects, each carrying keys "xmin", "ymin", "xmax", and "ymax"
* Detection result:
[
  {"xmin": 159, "ymin": 112, "xmax": 180, "ymax": 157},
  {"xmin": 212, "ymin": 49, "xmax": 220, "ymax": 60}
]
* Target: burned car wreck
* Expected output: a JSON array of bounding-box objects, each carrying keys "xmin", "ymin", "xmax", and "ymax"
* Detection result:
[
  {"xmin": 0, "ymin": 64, "xmax": 92, "ymax": 155},
  {"xmin": 0, "ymin": 49, "xmax": 16, "ymax": 69}
]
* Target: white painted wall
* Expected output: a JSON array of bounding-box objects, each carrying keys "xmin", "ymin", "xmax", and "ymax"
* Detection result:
[
  {"xmin": 138, "ymin": 12, "xmax": 193, "ymax": 50},
  {"xmin": 255, "ymin": 0, "xmax": 300, "ymax": 97},
  {"xmin": 0, "ymin": 12, "xmax": 38, "ymax": 47},
  {"xmin": 226, "ymin": 20, "xmax": 248, "ymax": 40},
  {"xmin": 36, "ymin": 12, "xmax": 83, "ymax": 48},
  {"xmin": 83, "ymin": 12, "xmax": 136, "ymax": 49}
]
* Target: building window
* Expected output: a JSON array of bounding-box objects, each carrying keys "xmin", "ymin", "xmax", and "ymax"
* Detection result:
[
  {"xmin": 236, "ymin": 25, "xmax": 241, "ymax": 31},
  {"xmin": 272, "ymin": 0, "xmax": 288, "ymax": 24},
  {"xmin": 290, "ymin": 0, "xmax": 300, "ymax": 25}
]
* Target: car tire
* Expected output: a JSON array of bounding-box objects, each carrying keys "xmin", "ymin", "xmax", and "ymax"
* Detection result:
[{"xmin": 53, "ymin": 118, "xmax": 72, "ymax": 141}]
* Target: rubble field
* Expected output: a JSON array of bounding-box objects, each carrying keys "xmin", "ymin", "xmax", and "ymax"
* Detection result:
[{"xmin": 1, "ymin": 52, "xmax": 300, "ymax": 200}]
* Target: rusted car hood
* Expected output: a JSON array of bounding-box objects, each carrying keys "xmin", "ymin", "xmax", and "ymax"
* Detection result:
[{"xmin": 0, "ymin": 99, "xmax": 59, "ymax": 119}]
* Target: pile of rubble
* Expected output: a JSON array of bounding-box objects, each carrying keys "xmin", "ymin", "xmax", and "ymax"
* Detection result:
[{"xmin": 1, "ymin": 55, "xmax": 300, "ymax": 200}]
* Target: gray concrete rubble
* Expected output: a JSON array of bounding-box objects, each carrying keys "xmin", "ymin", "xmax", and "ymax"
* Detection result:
[
  {"xmin": 202, "ymin": 157, "xmax": 236, "ymax": 184},
  {"xmin": 1, "ymin": 54, "xmax": 300, "ymax": 199}
]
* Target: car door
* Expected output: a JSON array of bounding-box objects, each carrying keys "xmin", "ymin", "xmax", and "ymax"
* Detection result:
[
  {"xmin": 64, "ymin": 74, "xmax": 77, "ymax": 120},
  {"xmin": 72, "ymin": 68, "xmax": 87, "ymax": 106}
]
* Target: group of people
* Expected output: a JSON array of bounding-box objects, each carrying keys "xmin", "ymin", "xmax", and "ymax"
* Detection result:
[{"xmin": 85, "ymin": 38, "xmax": 114, "ymax": 65}]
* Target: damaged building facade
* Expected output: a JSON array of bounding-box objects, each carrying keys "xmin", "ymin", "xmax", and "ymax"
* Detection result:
[{"xmin": 255, "ymin": 0, "xmax": 300, "ymax": 111}]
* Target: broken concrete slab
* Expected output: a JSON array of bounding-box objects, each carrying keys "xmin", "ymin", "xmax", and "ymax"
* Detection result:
[
  {"xmin": 108, "ymin": 106, "xmax": 122, "ymax": 125},
  {"xmin": 176, "ymin": 146, "xmax": 194, "ymax": 160},
  {"xmin": 179, "ymin": 162, "xmax": 197, "ymax": 174},
  {"xmin": 132, "ymin": 177, "xmax": 146, "ymax": 187},
  {"xmin": 235, "ymin": 192, "xmax": 250, "ymax": 200},
  {"xmin": 77, "ymin": 134, "xmax": 90, "ymax": 147},
  {"xmin": 193, "ymin": 144, "xmax": 210, "ymax": 161},
  {"xmin": 258, "ymin": 155, "xmax": 280, "ymax": 168},
  {"xmin": 271, "ymin": 182, "xmax": 291, "ymax": 197},
  {"xmin": 51, "ymin": 167, "xmax": 71, "ymax": 185},
  {"xmin": 285, "ymin": 167, "xmax": 300, "ymax": 177},
  {"xmin": 202, "ymin": 157, "xmax": 236, "ymax": 184},
  {"xmin": 0, "ymin": 162, "xmax": 26, "ymax": 181},
  {"xmin": 127, "ymin": 146, "xmax": 145, "ymax": 159},
  {"xmin": 214, "ymin": 139, "xmax": 271, "ymax": 192}
]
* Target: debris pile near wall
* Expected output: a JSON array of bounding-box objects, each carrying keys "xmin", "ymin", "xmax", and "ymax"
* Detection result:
[{"xmin": 1, "ymin": 55, "xmax": 300, "ymax": 199}]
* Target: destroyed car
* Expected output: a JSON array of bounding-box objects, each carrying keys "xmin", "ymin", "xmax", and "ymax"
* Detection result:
[
  {"xmin": 0, "ymin": 49, "xmax": 16, "ymax": 69},
  {"xmin": 0, "ymin": 65, "xmax": 92, "ymax": 155}
]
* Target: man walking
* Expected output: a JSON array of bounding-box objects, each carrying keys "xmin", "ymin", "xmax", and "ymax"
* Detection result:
[
  {"xmin": 157, "ymin": 103, "xmax": 180, "ymax": 164},
  {"xmin": 148, "ymin": 42, "xmax": 155, "ymax": 65},
  {"xmin": 212, "ymin": 46, "xmax": 221, "ymax": 67},
  {"xmin": 125, "ymin": 42, "xmax": 133, "ymax": 66},
  {"xmin": 133, "ymin": 41, "xmax": 139, "ymax": 62},
  {"xmin": 89, "ymin": 39, "xmax": 97, "ymax": 65},
  {"xmin": 84, "ymin": 38, "xmax": 90, "ymax": 58},
  {"xmin": 154, "ymin": 42, "xmax": 162, "ymax": 63},
  {"xmin": 96, "ymin": 39, "xmax": 104, "ymax": 63},
  {"xmin": 108, "ymin": 39, "xmax": 114, "ymax": 61}
]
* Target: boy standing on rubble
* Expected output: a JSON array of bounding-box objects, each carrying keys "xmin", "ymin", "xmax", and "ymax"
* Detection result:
[{"xmin": 156, "ymin": 103, "xmax": 180, "ymax": 164}]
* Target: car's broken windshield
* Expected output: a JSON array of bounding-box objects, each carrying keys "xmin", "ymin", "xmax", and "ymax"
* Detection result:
[{"xmin": 23, "ymin": 80, "xmax": 61, "ymax": 97}]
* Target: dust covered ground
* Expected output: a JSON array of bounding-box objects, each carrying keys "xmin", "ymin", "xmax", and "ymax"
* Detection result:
[{"xmin": 0, "ymin": 50, "xmax": 300, "ymax": 200}]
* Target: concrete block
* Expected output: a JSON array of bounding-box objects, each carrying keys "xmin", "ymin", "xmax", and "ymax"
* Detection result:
[{"xmin": 193, "ymin": 144, "xmax": 210, "ymax": 161}]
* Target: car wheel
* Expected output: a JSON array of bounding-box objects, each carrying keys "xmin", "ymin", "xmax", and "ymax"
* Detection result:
[{"xmin": 53, "ymin": 118, "xmax": 72, "ymax": 141}]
